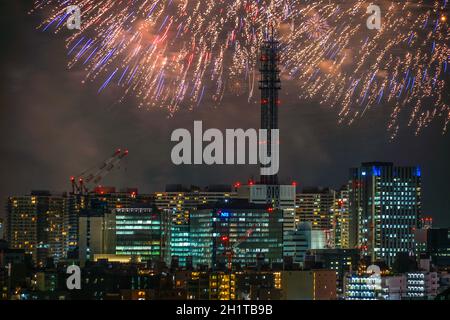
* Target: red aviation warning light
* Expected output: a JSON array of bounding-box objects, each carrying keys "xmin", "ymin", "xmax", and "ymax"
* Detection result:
[{"xmin": 70, "ymin": 148, "xmax": 129, "ymax": 195}]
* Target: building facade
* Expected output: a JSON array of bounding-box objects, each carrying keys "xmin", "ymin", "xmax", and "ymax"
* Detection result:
[
  {"xmin": 349, "ymin": 162, "xmax": 421, "ymax": 266},
  {"xmin": 115, "ymin": 208, "xmax": 167, "ymax": 263},
  {"xmin": 237, "ymin": 184, "xmax": 296, "ymax": 233},
  {"xmin": 333, "ymin": 187, "xmax": 350, "ymax": 249},
  {"xmin": 406, "ymin": 271, "xmax": 439, "ymax": 300},
  {"xmin": 6, "ymin": 191, "xmax": 68, "ymax": 266},
  {"xmin": 190, "ymin": 200, "xmax": 284, "ymax": 269}
]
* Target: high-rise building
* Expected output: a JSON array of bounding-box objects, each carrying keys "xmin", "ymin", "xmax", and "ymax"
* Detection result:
[
  {"xmin": 190, "ymin": 200, "xmax": 283, "ymax": 269},
  {"xmin": 237, "ymin": 184, "xmax": 296, "ymax": 233},
  {"xmin": 78, "ymin": 203, "xmax": 115, "ymax": 266},
  {"xmin": 67, "ymin": 187, "xmax": 151, "ymax": 259},
  {"xmin": 296, "ymin": 188, "xmax": 335, "ymax": 231},
  {"xmin": 6, "ymin": 191, "xmax": 67, "ymax": 266},
  {"xmin": 153, "ymin": 185, "xmax": 236, "ymax": 266},
  {"xmin": 349, "ymin": 162, "xmax": 422, "ymax": 266},
  {"xmin": 333, "ymin": 187, "xmax": 350, "ymax": 249},
  {"xmin": 66, "ymin": 193, "xmax": 88, "ymax": 257},
  {"xmin": 115, "ymin": 208, "xmax": 167, "ymax": 262},
  {"xmin": 295, "ymin": 188, "xmax": 335, "ymax": 249},
  {"xmin": 154, "ymin": 185, "xmax": 236, "ymax": 218}
]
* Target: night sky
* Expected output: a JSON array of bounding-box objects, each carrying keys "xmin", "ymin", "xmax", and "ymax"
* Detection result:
[{"xmin": 1, "ymin": 1, "xmax": 449, "ymax": 227}]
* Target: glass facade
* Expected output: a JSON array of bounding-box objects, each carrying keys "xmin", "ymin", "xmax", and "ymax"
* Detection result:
[
  {"xmin": 349, "ymin": 162, "xmax": 421, "ymax": 266},
  {"xmin": 115, "ymin": 208, "xmax": 163, "ymax": 261},
  {"xmin": 190, "ymin": 201, "xmax": 283, "ymax": 269},
  {"xmin": 168, "ymin": 213, "xmax": 191, "ymax": 267}
]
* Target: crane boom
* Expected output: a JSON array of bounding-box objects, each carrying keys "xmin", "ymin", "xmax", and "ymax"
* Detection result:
[{"xmin": 70, "ymin": 149, "xmax": 129, "ymax": 194}]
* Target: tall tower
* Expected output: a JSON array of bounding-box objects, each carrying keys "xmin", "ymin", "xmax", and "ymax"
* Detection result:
[
  {"xmin": 348, "ymin": 162, "xmax": 422, "ymax": 266},
  {"xmin": 259, "ymin": 26, "xmax": 280, "ymax": 185}
]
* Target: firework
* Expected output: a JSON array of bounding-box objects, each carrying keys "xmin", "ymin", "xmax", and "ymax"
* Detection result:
[
  {"xmin": 32, "ymin": 0, "xmax": 450, "ymax": 137},
  {"xmin": 302, "ymin": 13, "xmax": 330, "ymax": 40}
]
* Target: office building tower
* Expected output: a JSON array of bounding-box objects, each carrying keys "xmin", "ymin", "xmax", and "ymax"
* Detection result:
[
  {"xmin": 66, "ymin": 193, "xmax": 88, "ymax": 257},
  {"xmin": 78, "ymin": 204, "xmax": 115, "ymax": 266},
  {"xmin": 154, "ymin": 185, "xmax": 236, "ymax": 213},
  {"xmin": 154, "ymin": 185, "xmax": 236, "ymax": 267},
  {"xmin": 6, "ymin": 191, "xmax": 67, "ymax": 266},
  {"xmin": 165, "ymin": 210, "xmax": 190, "ymax": 268},
  {"xmin": 296, "ymin": 187, "xmax": 335, "ymax": 231},
  {"xmin": 154, "ymin": 185, "xmax": 236, "ymax": 226},
  {"xmin": 190, "ymin": 200, "xmax": 283, "ymax": 269},
  {"xmin": 115, "ymin": 208, "xmax": 166, "ymax": 262},
  {"xmin": 349, "ymin": 162, "xmax": 421, "ymax": 266},
  {"xmin": 67, "ymin": 187, "xmax": 151, "ymax": 259},
  {"xmin": 333, "ymin": 187, "xmax": 350, "ymax": 249},
  {"xmin": 237, "ymin": 184, "xmax": 296, "ymax": 233}
]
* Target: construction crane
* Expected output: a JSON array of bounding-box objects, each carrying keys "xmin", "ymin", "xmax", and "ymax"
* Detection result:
[
  {"xmin": 70, "ymin": 148, "xmax": 129, "ymax": 195},
  {"xmin": 221, "ymin": 226, "xmax": 256, "ymax": 271}
]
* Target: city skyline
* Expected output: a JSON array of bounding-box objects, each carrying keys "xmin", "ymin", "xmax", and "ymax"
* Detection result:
[
  {"xmin": 0, "ymin": 2, "xmax": 449, "ymax": 227},
  {"xmin": 1, "ymin": 1, "xmax": 450, "ymax": 303}
]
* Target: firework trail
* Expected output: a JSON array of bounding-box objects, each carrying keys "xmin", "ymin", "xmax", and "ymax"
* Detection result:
[{"xmin": 32, "ymin": 0, "xmax": 449, "ymax": 137}]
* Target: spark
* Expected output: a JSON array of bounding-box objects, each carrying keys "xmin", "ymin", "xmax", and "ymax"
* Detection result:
[{"xmin": 32, "ymin": 0, "xmax": 450, "ymax": 137}]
